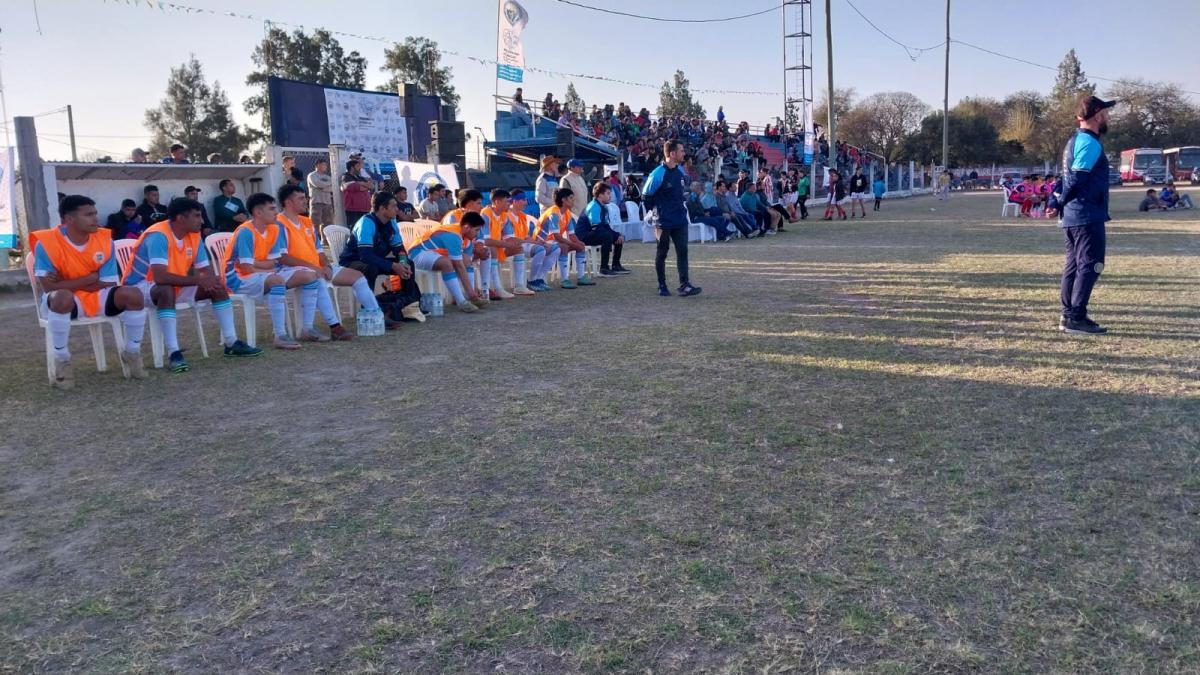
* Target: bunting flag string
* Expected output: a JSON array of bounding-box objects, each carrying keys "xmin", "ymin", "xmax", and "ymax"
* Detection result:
[{"xmin": 100, "ymin": 0, "xmax": 784, "ymax": 96}]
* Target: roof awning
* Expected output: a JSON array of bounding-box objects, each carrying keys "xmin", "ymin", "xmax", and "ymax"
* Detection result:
[{"xmin": 47, "ymin": 162, "xmax": 271, "ymax": 181}]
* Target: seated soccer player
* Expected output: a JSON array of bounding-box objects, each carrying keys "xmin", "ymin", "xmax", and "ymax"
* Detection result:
[
  {"xmin": 534, "ymin": 187, "xmax": 591, "ymax": 289},
  {"xmin": 276, "ymin": 184, "xmax": 383, "ymax": 340},
  {"xmin": 408, "ymin": 210, "xmax": 487, "ymax": 312},
  {"xmin": 507, "ymin": 191, "xmax": 551, "ymax": 294},
  {"xmin": 222, "ymin": 192, "xmax": 320, "ymax": 350},
  {"xmin": 579, "ymin": 181, "xmax": 629, "ymax": 276},
  {"xmin": 34, "ymin": 195, "xmax": 148, "ymax": 388},
  {"xmin": 123, "ymin": 197, "xmax": 261, "ymax": 373},
  {"xmin": 442, "ymin": 188, "xmax": 494, "ymax": 300},
  {"xmin": 337, "ymin": 191, "xmax": 419, "ymax": 323},
  {"xmin": 480, "ymin": 189, "xmax": 532, "ymax": 298}
]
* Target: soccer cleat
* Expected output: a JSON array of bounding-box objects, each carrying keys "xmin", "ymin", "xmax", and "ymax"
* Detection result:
[
  {"xmin": 1062, "ymin": 317, "xmax": 1107, "ymax": 334},
  {"xmin": 470, "ymin": 296, "xmax": 490, "ymax": 309},
  {"xmin": 577, "ymin": 275, "xmax": 596, "ymax": 286},
  {"xmin": 224, "ymin": 340, "xmax": 263, "ymax": 357},
  {"xmin": 330, "ymin": 324, "xmax": 354, "ymax": 341},
  {"xmin": 123, "ymin": 349, "xmax": 148, "ymax": 379},
  {"xmin": 51, "ymin": 359, "xmax": 74, "ymax": 390},
  {"xmin": 658, "ymin": 285, "xmax": 672, "ymax": 297},
  {"xmin": 678, "ymin": 283, "xmax": 702, "ymax": 297},
  {"xmin": 488, "ymin": 290, "xmax": 505, "ymax": 301},
  {"xmin": 459, "ymin": 301, "xmax": 479, "ymax": 313},
  {"xmin": 529, "ymin": 280, "xmax": 550, "ymax": 292},
  {"xmin": 610, "ymin": 265, "xmax": 632, "ymax": 275},
  {"xmin": 511, "ymin": 285, "xmax": 536, "ymax": 296},
  {"xmin": 492, "ymin": 287, "xmax": 515, "ymax": 299},
  {"xmin": 561, "ymin": 279, "xmax": 577, "ymax": 289},
  {"xmin": 167, "ymin": 350, "xmax": 190, "ymax": 374},
  {"xmin": 273, "ymin": 335, "xmax": 302, "ymax": 350},
  {"xmin": 300, "ymin": 328, "xmax": 331, "ymax": 342}
]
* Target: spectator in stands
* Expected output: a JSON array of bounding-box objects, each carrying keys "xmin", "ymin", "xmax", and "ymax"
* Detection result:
[
  {"xmin": 759, "ymin": 170, "xmax": 791, "ymax": 231},
  {"xmin": 105, "ymin": 199, "xmax": 143, "ymax": 240},
  {"xmin": 238, "ymin": 154, "xmax": 253, "ymax": 164},
  {"xmin": 686, "ymin": 181, "xmax": 735, "ymax": 241},
  {"xmin": 714, "ymin": 181, "xmax": 756, "ymax": 237},
  {"xmin": 160, "ymin": 143, "xmax": 189, "ymax": 164},
  {"xmin": 136, "ymin": 185, "xmax": 169, "ymax": 225},
  {"xmin": 131, "ymin": 147, "xmax": 148, "ymax": 163},
  {"xmin": 738, "ymin": 180, "xmax": 774, "ymax": 235},
  {"xmin": 512, "ymin": 87, "xmax": 531, "ymax": 126},
  {"xmin": 717, "ymin": 106, "xmax": 725, "ymax": 124},
  {"xmin": 535, "ymin": 155, "xmax": 560, "ymax": 211},
  {"xmin": 395, "ymin": 186, "xmax": 417, "ymax": 222},
  {"xmin": 578, "ymin": 182, "xmax": 628, "ymax": 276},
  {"xmin": 543, "ymin": 92, "xmax": 554, "ymax": 114},
  {"xmin": 307, "ymin": 158, "xmax": 334, "ymax": 228},
  {"xmin": 735, "ymin": 169, "xmax": 751, "ymax": 196},
  {"xmin": 183, "ymin": 186, "xmax": 212, "ymax": 236},
  {"xmin": 562, "ymin": 159, "xmax": 589, "ymax": 216},
  {"xmin": 341, "ymin": 158, "xmax": 373, "ymax": 226},
  {"xmin": 213, "ymin": 179, "xmax": 249, "ymax": 233},
  {"xmin": 418, "ymin": 183, "xmax": 447, "ymax": 220},
  {"xmin": 207, "ymin": 153, "xmax": 222, "ymax": 164}
]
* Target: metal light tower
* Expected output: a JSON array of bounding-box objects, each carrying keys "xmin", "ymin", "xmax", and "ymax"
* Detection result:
[{"xmin": 783, "ymin": 0, "xmax": 814, "ymax": 171}]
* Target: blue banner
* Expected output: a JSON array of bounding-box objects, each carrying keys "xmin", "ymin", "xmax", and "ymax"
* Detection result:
[{"xmin": 497, "ymin": 65, "xmax": 524, "ymax": 83}]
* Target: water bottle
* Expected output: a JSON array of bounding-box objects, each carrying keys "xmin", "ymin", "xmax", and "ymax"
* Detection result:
[
  {"xmin": 420, "ymin": 292, "xmax": 433, "ymax": 314},
  {"xmin": 431, "ymin": 292, "xmax": 444, "ymax": 317},
  {"xmin": 356, "ymin": 307, "xmax": 385, "ymax": 337}
]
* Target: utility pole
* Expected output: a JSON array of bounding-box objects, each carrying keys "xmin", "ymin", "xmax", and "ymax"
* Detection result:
[
  {"xmin": 66, "ymin": 104, "xmax": 77, "ymax": 162},
  {"xmin": 824, "ymin": 0, "xmax": 835, "ymax": 171},
  {"xmin": 941, "ymin": 0, "xmax": 950, "ymax": 171},
  {"xmin": 15, "ymin": 117, "xmax": 49, "ymax": 237}
]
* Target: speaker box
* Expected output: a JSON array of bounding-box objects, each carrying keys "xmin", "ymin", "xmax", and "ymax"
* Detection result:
[
  {"xmin": 555, "ymin": 126, "xmax": 575, "ymax": 160},
  {"xmin": 430, "ymin": 121, "xmax": 465, "ymax": 143}
]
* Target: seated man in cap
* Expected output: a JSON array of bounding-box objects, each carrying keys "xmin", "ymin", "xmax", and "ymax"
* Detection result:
[
  {"xmin": 183, "ymin": 185, "xmax": 213, "ymax": 237},
  {"xmin": 408, "ymin": 211, "xmax": 487, "ymax": 312},
  {"xmin": 535, "ymin": 156, "xmax": 560, "ymax": 212}
]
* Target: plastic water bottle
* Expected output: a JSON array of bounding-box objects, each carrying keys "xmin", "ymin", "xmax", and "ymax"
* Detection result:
[
  {"xmin": 431, "ymin": 293, "xmax": 444, "ymax": 317},
  {"xmin": 356, "ymin": 307, "xmax": 385, "ymax": 336},
  {"xmin": 420, "ymin": 292, "xmax": 433, "ymax": 314}
]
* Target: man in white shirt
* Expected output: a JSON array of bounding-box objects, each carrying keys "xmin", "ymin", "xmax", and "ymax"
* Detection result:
[{"xmin": 306, "ymin": 158, "xmax": 334, "ymax": 227}]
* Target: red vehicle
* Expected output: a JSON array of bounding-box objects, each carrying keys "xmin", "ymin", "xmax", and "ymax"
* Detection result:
[
  {"xmin": 1164, "ymin": 146, "xmax": 1200, "ymax": 184},
  {"xmin": 1119, "ymin": 148, "xmax": 1167, "ymax": 184}
]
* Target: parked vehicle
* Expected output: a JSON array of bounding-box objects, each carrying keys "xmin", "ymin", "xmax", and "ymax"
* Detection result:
[
  {"xmin": 1164, "ymin": 146, "xmax": 1200, "ymax": 184},
  {"xmin": 1119, "ymin": 148, "xmax": 1167, "ymax": 184}
]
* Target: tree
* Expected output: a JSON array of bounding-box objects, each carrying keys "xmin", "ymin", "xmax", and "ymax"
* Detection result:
[
  {"xmin": 563, "ymin": 83, "xmax": 586, "ymax": 115},
  {"xmin": 1104, "ymin": 79, "xmax": 1200, "ymax": 149},
  {"xmin": 379, "ymin": 37, "xmax": 460, "ymax": 111},
  {"xmin": 246, "ymin": 27, "xmax": 368, "ymax": 139},
  {"xmin": 657, "ymin": 70, "xmax": 706, "ymax": 119},
  {"xmin": 1033, "ymin": 50, "xmax": 1096, "ymax": 161},
  {"xmin": 1051, "ymin": 49, "xmax": 1094, "ymax": 103},
  {"xmin": 814, "ymin": 87, "xmax": 856, "ymax": 131},
  {"xmin": 998, "ymin": 91, "xmax": 1048, "ymax": 161},
  {"xmin": 900, "ymin": 110, "xmax": 1009, "ymax": 167},
  {"xmin": 145, "ymin": 56, "xmax": 250, "ymax": 161},
  {"xmin": 954, "ymin": 96, "xmax": 1007, "ymax": 131},
  {"xmin": 839, "ymin": 91, "xmax": 929, "ymax": 160}
]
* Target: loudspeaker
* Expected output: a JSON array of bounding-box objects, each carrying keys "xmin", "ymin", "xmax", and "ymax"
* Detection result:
[
  {"xmin": 430, "ymin": 121, "xmax": 465, "ymax": 143},
  {"xmin": 555, "ymin": 126, "xmax": 574, "ymax": 159}
]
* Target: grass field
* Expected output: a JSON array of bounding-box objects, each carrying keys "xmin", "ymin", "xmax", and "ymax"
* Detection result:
[{"xmin": 1, "ymin": 187, "xmax": 1198, "ymax": 673}]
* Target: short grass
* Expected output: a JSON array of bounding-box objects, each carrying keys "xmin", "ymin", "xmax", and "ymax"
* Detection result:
[{"xmin": 1, "ymin": 187, "xmax": 1197, "ymax": 673}]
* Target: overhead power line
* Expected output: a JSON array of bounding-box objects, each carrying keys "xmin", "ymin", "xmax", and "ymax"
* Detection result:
[
  {"xmin": 842, "ymin": 0, "xmax": 943, "ymax": 60},
  {"xmin": 551, "ymin": 0, "xmax": 781, "ymax": 23}
]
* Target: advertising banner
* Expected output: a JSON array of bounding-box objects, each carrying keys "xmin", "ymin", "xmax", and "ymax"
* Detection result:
[
  {"xmin": 392, "ymin": 160, "xmax": 461, "ymax": 202},
  {"xmin": 324, "ymin": 88, "xmax": 409, "ymax": 161},
  {"xmin": 496, "ymin": 0, "xmax": 529, "ymax": 83}
]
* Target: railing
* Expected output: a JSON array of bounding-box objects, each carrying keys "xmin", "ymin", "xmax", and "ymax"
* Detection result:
[{"xmin": 495, "ymin": 95, "xmax": 615, "ymax": 152}]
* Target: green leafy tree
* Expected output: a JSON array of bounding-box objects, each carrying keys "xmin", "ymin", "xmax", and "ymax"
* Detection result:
[
  {"xmin": 900, "ymin": 111, "xmax": 1009, "ymax": 167},
  {"xmin": 839, "ymin": 91, "xmax": 929, "ymax": 160},
  {"xmin": 145, "ymin": 56, "xmax": 250, "ymax": 161},
  {"xmin": 563, "ymin": 83, "xmax": 586, "ymax": 115},
  {"xmin": 246, "ymin": 27, "xmax": 368, "ymax": 140},
  {"xmin": 379, "ymin": 37, "xmax": 460, "ymax": 111},
  {"xmin": 814, "ymin": 87, "xmax": 856, "ymax": 131},
  {"xmin": 1034, "ymin": 50, "xmax": 1096, "ymax": 160},
  {"xmin": 657, "ymin": 70, "xmax": 706, "ymax": 119},
  {"xmin": 1104, "ymin": 79, "xmax": 1200, "ymax": 149}
]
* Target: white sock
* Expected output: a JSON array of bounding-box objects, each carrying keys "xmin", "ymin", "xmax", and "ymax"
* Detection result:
[
  {"xmin": 576, "ymin": 250, "xmax": 586, "ymax": 277},
  {"xmin": 491, "ymin": 260, "xmax": 504, "ymax": 290},
  {"xmin": 48, "ymin": 310, "xmax": 71, "ymax": 361},
  {"xmin": 156, "ymin": 307, "xmax": 178, "ymax": 352},
  {"xmin": 350, "ymin": 276, "xmax": 379, "ymax": 311},
  {"xmin": 443, "ymin": 274, "xmax": 467, "ymax": 304},
  {"xmin": 466, "ymin": 267, "xmax": 477, "ymax": 293},
  {"xmin": 267, "ymin": 286, "xmax": 288, "ymax": 338},
  {"xmin": 558, "ymin": 254, "xmax": 570, "ymax": 280},
  {"xmin": 513, "ymin": 254, "xmax": 527, "ymax": 286},
  {"xmin": 212, "ymin": 299, "xmax": 237, "ymax": 347},
  {"xmin": 301, "ymin": 281, "xmax": 319, "ymax": 330},
  {"xmin": 123, "ymin": 308, "xmax": 146, "ymax": 353}
]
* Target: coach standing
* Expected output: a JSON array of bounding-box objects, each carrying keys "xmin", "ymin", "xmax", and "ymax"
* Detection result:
[
  {"xmin": 1058, "ymin": 95, "xmax": 1116, "ymax": 335},
  {"xmin": 644, "ymin": 140, "xmax": 701, "ymax": 297}
]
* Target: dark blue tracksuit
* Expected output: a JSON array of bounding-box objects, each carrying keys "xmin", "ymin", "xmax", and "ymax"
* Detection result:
[
  {"xmin": 1058, "ymin": 129, "xmax": 1110, "ymax": 320},
  {"xmin": 643, "ymin": 163, "xmax": 690, "ymax": 286}
]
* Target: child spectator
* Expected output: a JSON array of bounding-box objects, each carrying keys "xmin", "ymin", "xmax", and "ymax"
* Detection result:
[
  {"xmin": 1138, "ymin": 189, "xmax": 1164, "ymax": 212},
  {"xmin": 872, "ymin": 175, "xmax": 885, "ymax": 211}
]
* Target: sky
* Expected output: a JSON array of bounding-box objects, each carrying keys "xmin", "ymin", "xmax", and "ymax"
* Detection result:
[{"xmin": 2, "ymin": 0, "xmax": 1198, "ymax": 163}]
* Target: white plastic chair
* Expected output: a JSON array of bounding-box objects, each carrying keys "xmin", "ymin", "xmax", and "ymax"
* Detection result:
[
  {"xmin": 26, "ymin": 255, "xmax": 130, "ymax": 383},
  {"xmin": 1001, "ymin": 188, "xmax": 1020, "ymax": 217},
  {"xmin": 686, "ymin": 211, "xmax": 716, "ymax": 243},
  {"xmin": 205, "ymin": 232, "xmax": 264, "ymax": 347},
  {"xmin": 322, "ymin": 225, "xmax": 353, "ymax": 317},
  {"xmin": 399, "ymin": 220, "xmax": 446, "ymax": 306},
  {"xmin": 114, "ymin": 238, "xmax": 210, "ymax": 368}
]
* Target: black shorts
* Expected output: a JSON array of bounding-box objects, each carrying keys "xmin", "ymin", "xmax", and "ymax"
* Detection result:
[{"xmin": 69, "ymin": 287, "xmax": 122, "ymax": 319}]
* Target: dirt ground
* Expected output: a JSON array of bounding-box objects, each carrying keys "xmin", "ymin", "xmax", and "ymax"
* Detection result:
[{"xmin": 1, "ymin": 187, "xmax": 1197, "ymax": 673}]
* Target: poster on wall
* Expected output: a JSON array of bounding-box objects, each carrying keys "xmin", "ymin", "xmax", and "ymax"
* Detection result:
[
  {"xmin": 392, "ymin": 160, "xmax": 461, "ymax": 202},
  {"xmin": 0, "ymin": 148, "xmax": 15, "ymax": 249},
  {"xmin": 496, "ymin": 0, "xmax": 529, "ymax": 83},
  {"xmin": 324, "ymin": 88, "xmax": 409, "ymax": 161}
]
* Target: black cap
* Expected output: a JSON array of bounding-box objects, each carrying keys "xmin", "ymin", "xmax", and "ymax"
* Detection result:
[
  {"xmin": 170, "ymin": 143, "xmax": 187, "ymax": 151},
  {"xmin": 184, "ymin": 185, "xmax": 201, "ymax": 193},
  {"xmin": 1077, "ymin": 95, "xmax": 1116, "ymax": 120}
]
